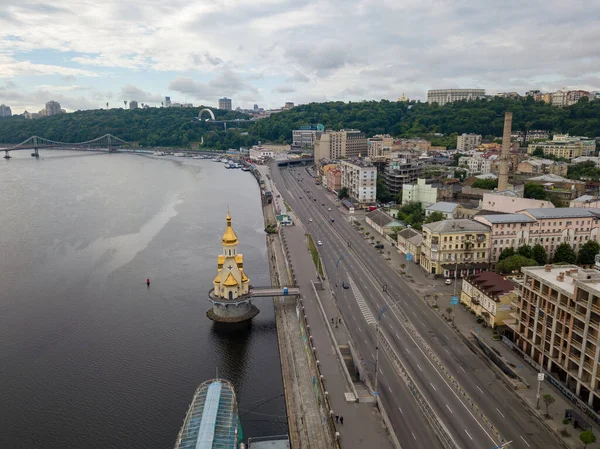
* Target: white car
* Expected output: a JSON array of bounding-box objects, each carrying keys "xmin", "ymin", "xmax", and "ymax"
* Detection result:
[
  {"xmin": 317, "ymin": 240, "xmax": 323, "ymax": 246},
  {"xmin": 328, "ymin": 207, "xmax": 332, "ymax": 211},
  {"xmin": 445, "ymin": 278, "xmax": 453, "ymax": 285},
  {"xmin": 309, "ymin": 218, "xmax": 313, "ymax": 222}
]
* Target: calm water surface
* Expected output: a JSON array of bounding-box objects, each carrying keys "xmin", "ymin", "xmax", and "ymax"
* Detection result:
[{"xmin": 0, "ymin": 151, "xmax": 286, "ymax": 449}]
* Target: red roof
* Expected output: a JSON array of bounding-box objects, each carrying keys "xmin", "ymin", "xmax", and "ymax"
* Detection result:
[{"xmin": 465, "ymin": 271, "xmax": 516, "ymax": 300}]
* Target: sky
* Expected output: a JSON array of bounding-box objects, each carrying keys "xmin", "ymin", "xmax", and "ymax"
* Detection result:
[{"xmin": 1, "ymin": 0, "xmax": 600, "ymax": 114}]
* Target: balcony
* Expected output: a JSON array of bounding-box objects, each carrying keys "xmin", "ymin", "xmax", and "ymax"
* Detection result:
[
  {"xmin": 585, "ymin": 345, "xmax": 596, "ymax": 359},
  {"xmin": 571, "ymin": 339, "xmax": 583, "ymax": 351},
  {"xmin": 573, "ymin": 325, "xmax": 585, "ymax": 336}
]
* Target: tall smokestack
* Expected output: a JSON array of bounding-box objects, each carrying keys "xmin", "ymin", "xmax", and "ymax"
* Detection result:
[{"xmin": 498, "ymin": 112, "xmax": 512, "ymax": 191}]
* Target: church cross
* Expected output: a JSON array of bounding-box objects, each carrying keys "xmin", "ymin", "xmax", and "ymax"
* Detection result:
[{"xmin": 228, "ymin": 265, "xmax": 233, "ymax": 270}]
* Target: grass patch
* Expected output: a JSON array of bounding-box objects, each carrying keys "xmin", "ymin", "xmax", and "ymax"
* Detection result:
[
  {"xmin": 284, "ymin": 201, "xmax": 291, "ymax": 212},
  {"xmin": 307, "ymin": 234, "xmax": 324, "ymax": 276}
]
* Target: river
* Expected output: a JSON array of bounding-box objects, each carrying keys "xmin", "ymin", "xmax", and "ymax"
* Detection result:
[{"xmin": 0, "ymin": 151, "xmax": 286, "ymax": 448}]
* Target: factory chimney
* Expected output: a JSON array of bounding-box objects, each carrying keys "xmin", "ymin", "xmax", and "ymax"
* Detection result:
[{"xmin": 497, "ymin": 112, "xmax": 512, "ymax": 191}]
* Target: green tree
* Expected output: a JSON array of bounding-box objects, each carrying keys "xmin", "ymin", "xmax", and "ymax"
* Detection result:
[
  {"xmin": 376, "ymin": 177, "xmax": 392, "ymax": 203},
  {"xmin": 577, "ymin": 240, "xmax": 600, "ymax": 265},
  {"xmin": 454, "ymin": 168, "xmax": 468, "ymax": 182},
  {"xmin": 532, "ymin": 147, "xmax": 545, "ymax": 157},
  {"xmin": 553, "ymin": 243, "xmax": 577, "ymax": 264},
  {"xmin": 498, "ymin": 247, "xmax": 516, "ymax": 261},
  {"xmin": 542, "ymin": 393, "xmax": 555, "ymax": 417},
  {"xmin": 338, "ymin": 187, "xmax": 349, "ymax": 199},
  {"xmin": 517, "ymin": 245, "xmax": 534, "ymax": 259},
  {"xmin": 532, "ymin": 244, "xmax": 548, "ymax": 265},
  {"xmin": 425, "ymin": 211, "xmax": 446, "ymax": 223},
  {"xmin": 471, "ymin": 178, "xmax": 499, "ymax": 190},
  {"xmin": 524, "ymin": 183, "xmax": 548, "ymax": 200},
  {"xmin": 496, "ymin": 255, "xmax": 538, "ymax": 274},
  {"xmin": 580, "ymin": 430, "xmax": 596, "ymax": 449}
]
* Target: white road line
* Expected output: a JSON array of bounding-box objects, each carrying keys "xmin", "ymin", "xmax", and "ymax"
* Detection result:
[
  {"xmin": 388, "ymin": 386, "xmax": 392, "ymax": 393},
  {"xmin": 444, "ymin": 348, "xmax": 450, "ymax": 354},
  {"xmin": 364, "ymin": 339, "xmax": 368, "ymax": 345},
  {"xmin": 417, "ymin": 364, "xmax": 423, "ymax": 372},
  {"xmin": 411, "ymin": 432, "xmax": 417, "ymax": 440},
  {"xmin": 446, "ymin": 404, "xmax": 453, "ymax": 414},
  {"xmin": 430, "ymin": 382, "xmax": 437, "ymax": 391},
  {"xmin": 476, "ymin": 386, "xmax": 484, "ymax": 394},
  {"xmin": 464, "ymin": 429, "xmax": 473, "ymax": 440},
  {"xmin": 460, "ymin": 366, "xmax": 466, "ymax": 373},
  {"xmin": 357, "ymin": 326, "xmax": 362, "ymax": 333},
  {"xmin": 496, "ymin": 408, "xmax": 505, "ymax": 418},
  {"xmin": 406, "ymin": 348, "xmax": 411, "ymax": 354},
  {"xmin": 412, "ymin": 311, "xmax": 417, "ymax": 317},
  {"xmin": 395, "ymin": 333, "xmax": 400, "ymax": 339},
  {"xmin": 520, "ymin": 436, "xmax": 531, "ymax": 447},
  {"xmin": 398, "ymin": 407, "xmax": 403, "ymax": 414}
]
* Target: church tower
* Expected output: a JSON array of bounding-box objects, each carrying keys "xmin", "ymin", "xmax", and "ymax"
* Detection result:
[{"xmin": 213, "ymin": 212, "xmax": 250, "ymax": 299}]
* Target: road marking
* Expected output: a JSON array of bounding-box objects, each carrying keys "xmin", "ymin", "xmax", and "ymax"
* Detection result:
[
  {"xmin": 398, "ymin": 407, "xmax": 403, "ymax": 414},
  {"xmin": 395, "ymin": 333, "xmax": 400, "ymax": 339},
  {"xmin": 364, "ymin": 339, "xmax": 368, "ymax": 345},
  {"xmin": 446, "ymin": 404, "xmax": 453, "ymax": 414},
  {"xmin": 520, "ymin": 436, "xmax": 531, "ymax": 447},
  {"xmin": 444, "ymin": 348, "xmax": 450, "ymax": 354},
  {"xmin": 476, "ymin": 386, "xmax": 484, "ymax": 394},
  {"xmin": 464, "ymin": 429, "xmax": 473, "ymax": 440},
  {"xmin": 496, "ymin": 408, "xmax": 505, "ymax": 418},
  {"xmin": 411, "ymin": 432, "xmax": 417, "ymax": 440},
  {"xmin": 430, "ymin": 382, "xmax": 437, "ymax": 391},
  {"xmin": 357, "ymin": 326, "xmax": 362, "ymax": 333},
  {"xmin": 406, "ymin": 348, "xmax": 411, "ymax": 355},
  {"xmin": 460, "ymin": 366, "xmax": 466, "ymax": 373},
  {"xmin": 417, "ymin": 364, "xmax": 422, "ymax": 372},
  {"xmin": 388, "ymin": 386, "xmax": 392, "ymax": 393},
  {"xmin": 412, "ymin": 311, "xmax": 417, "ymax": 317}
]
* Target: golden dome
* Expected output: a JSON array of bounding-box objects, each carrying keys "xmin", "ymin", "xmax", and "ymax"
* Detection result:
[{"xmin": 222, "ymin": 211, "xmax": 239, "ymax": 246}]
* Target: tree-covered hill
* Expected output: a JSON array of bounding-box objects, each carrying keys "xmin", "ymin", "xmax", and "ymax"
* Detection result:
[{"xmin": 0, "ymin": 97, "xmax": 598, "ymax": 150}]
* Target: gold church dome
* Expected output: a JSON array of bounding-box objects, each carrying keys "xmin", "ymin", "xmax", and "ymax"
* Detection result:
[{"xmin": 222, "ymin": 212, "xmax": 239, "ymax": 246}]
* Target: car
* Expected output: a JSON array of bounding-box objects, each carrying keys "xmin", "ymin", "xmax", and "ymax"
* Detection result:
[
  {"xmin": 322, "ymin": 203, "xmax": 325, "ymax": 206},
  {"xmin": 342, "ymin": 282, "xmax": 350, "ymax": 289},
  {"xmin": 330, "ymin": 218, "xmax": 335, "ymax": 222},
  {"xmin": 317, "ymin": 240, "xmax": 323, "ymax": 246},
  {"xmin": 313, "ymin": 198, "xmax": 317, "ymax": 201},
  {"xmin": 309, "ymin": 218, "xmax": 313, "ymax": 222},
  {"xmin": 445, "ymin": 278, "xmax": 453, "ymax": 285},
  {"xmin": 374, "ymin": 244, "xmax": 384, "ymax": 249},
  {"xmin": 299, "ymin": 196, "xmax": 302, "ymax": 199},
  {"xmin": 328, "ymin": 207, "xmax": 331, "ymax": 211}
]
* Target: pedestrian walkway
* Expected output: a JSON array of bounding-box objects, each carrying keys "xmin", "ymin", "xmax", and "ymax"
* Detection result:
[{"xmin": 356, "ymin": 214, "xmax": 600, "ymax": 449}]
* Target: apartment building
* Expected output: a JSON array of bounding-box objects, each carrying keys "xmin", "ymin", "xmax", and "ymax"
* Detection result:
[
  {"xmin": 402, "ymin": 178, "xmax": 438, "ymax": 207},
  {"xmin": 314, "ymin": 130, "xmax": 367, "ymax": 163},
  {"xmin": 420, "ymin": 219, "xmax": 491, "ymax": 277},
  {"xmin": 326, "ymin": 168, "xmax": 341, "ymax": 192},
  {"xmin": 367, "ymin": 134, "xmax": 394, "ymax": 157},
  {"xmin": 340, "ymin": 159, "xmax": 377, "ymax": 204},
  {"xmin": 527, "ymin": 141, "xmax": 582, "ymax": 160},
  {"xmin": 514, "ymin": 265, "xmax": 600, "ymax": 409},
  {"xmin": 292, "ymin": 125, "xmax": 324, "ymax": 150},
  {"xmin": 218, "ymin": 98, "xmax": 232, "ymax": 110},
  {"xmin": 457, "ymin": 133, "xmax": 482, "ymax": 152},
  {"xmin": 553, "ymin": 135, "xmax": 596, "ymax": 156},
  {"xmin": 45, "ymin": 101, "xmax": 62, "ymax": 116},
  {"xmin": 475, "ymin": 208, "xmax": 600, "ymax": 263},
  {"xmin": 397, "ymin": 227, "xmax": 423, "ymax": 261},
  {"xmin": 517, "ymin": 159, "xmax": 568, "ymax": 176},
  {"xmin": 129, "ymin": 100, "xmax": 138, "ymax": 109},
  {"xmin": 460, "ymin": 271, "xmax": 518, "ymax": 328},
  {"xmin": 0, "ymin": 104, "xmax": 11, "ymax": 117},
  {"xmin": 525, "ymin": 174, "xmax": 585, "ymax": 206},
  {"xmin": 381, "ymin": 158, "xmax": 423, "ymax": 195},
  {"xmin": 459, "ymin": 155, "xmax": 491, "ymax": 174},
  {"xmin": 427, "ymin": 89, "xmax": 486, "ymax": 106}
]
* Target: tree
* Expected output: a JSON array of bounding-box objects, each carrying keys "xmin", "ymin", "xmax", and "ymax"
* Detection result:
[
  {"xmin": 580, "ymin": 430, "xmax": 596, "ymax": 449},
  {"xmin": 496, "ymin": 255, "xmax": 538, "ymax": 274},
  {"xmin": 542, "ymin": 393, "xmax": 555, "ymax": 417},
  {"xmin": 517, "ymin": 245, "xmax": 534, "ymax": 259},
  {"xmin": 553, "ymin": 243, "xmax": 577, "ymax": 264},
  {"xmin": 532, "ymin": 244, "xmax": 548, "ymax": 265},
  {"xmin": 577, "ymin": 240, "xmax": 600, "ymax": 265},
  {"xmin": 338, "ymin": 187, "xmax": 349, "ymax": 199},
  {"xmin": 426, "ymin": 211, "xmax": 446, "ymax": 223},
  {"xmin": 532, "ymin": 147, "xmax": 545, "ymax": 157},
  {"xmin": 524, "ymin": 183, "xmax": 548, "ymax": 200},
  {"xmin": 471, "ymin": 178, "xmax": 498, "ymax": 190},
  {"xmin": 498, "ymin": 247, "xmax": 516, "ymax": 261},
  {"xmin": 454, "ymin": 168, "xmax": 468, "ymax": 182},
  {"xmin": 376, "ymin": 177, "xmax": 392, "ymax": 203}
]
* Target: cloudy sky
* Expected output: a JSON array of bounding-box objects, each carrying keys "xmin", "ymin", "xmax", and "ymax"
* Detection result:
[{"xmin": 1, "ymin": 0, "xmax": 600, "ymax": 114}]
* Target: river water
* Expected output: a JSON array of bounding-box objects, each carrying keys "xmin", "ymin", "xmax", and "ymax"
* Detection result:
[{"xmin": 0, "ymin": 151, "xmax": 286, "ymax": 448}]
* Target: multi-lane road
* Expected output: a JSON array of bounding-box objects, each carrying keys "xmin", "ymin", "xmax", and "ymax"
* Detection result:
[{"xmin": 271, "ymin": 163, "xmax": 559, "ymax": 449}]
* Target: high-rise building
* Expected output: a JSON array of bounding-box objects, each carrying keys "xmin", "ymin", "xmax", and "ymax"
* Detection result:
[
  {"xmin": 340, "ymin": 160, "xmax": 377, "ymax": 204},
  {"xmin": 45, "ymin": 101, "xmax": 62, "ymax": 116},
  {"xmin": 283, "ymin": 102, "xmax": 294, "ymax": 110},
  {"xmin": 129, "ymin": 100, "xmax": 139, "ymax": 109},
  {"xmin": 292, "ymin": 125, "xmax": 324, "ymax": 150},
  {"xmin": 0, "ymin": 104, "xmax": 11, "ymax": 117},
  {"xmin": 314, "ymin": 130, "xmax": 367, "ymax": 163},
  {"xmin": 219, "ymin": 98, "xmax": 232, "ymax": 111},
  {"xmin": 165, "ymin": 96, "xmax": 171, "ymax": 107},
  {"xmin": 456, "ymin": 133, "xmax": 482, "ymax": 152},
  {"xmin": 427, "ymin": 89, "xmax": 486, "ymax": 106}
]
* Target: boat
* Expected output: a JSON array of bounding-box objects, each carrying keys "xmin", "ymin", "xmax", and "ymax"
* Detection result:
[
  {"xmin": 174, "ymin": 152, "xmax": 185, "ymax": 157},
  {"xmin": 192, "ymin": 156, "xmax": 202, "ymax": 159},
  {"xmin": 212, "ymin": 158, "xmax": 219, "ymax": 162},
  {"xmin": 173, "ymin": 379, "xmax": 243, "ymax": 449},
  {"xmin": 220, "ymin": 158, "xmax": 229, "ymax": 163},
  {"xmin": 153, "ymin": 151, "xmax": 167, "ymax": 156}
]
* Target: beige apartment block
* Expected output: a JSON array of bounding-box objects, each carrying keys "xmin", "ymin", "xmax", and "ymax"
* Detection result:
[
  {"xmin": 315, "ymin": 130, "xmax": 367, "ymax": 163},
  {"xmin": 514, "ymin": 265, "xmax": 600, "ymax": 409},
  {"xmin": 340, "ymin": 159, "xmax": 377, "ymax": 204},
  {"xmin": 460, "ymin": 271, "xmax": 518, "ymax": 328}
]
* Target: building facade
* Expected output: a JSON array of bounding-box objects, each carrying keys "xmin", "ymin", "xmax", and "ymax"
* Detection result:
[
  {"xmin": 397, "ymin": 227, "xmax": 423, "ymax": 261},
  {"xmin": 460, "ymin": 271, "xmax": 517, "ymax": 328},
  {"xmin": 248, "ymin": 147, "xmax": 274, "ymax": 161},
  {"xmin": 326, "ymin": 168, "xmax": 341, "ymax": 192},
  {"xmin": 314, "ymin": 130, "xmax": 368, "ymax": 163},
  {"xmin": 45, "ymin": 101, "xmax": 62, "ymax": 116},
  {"xmin": 381, "ymin": 158, "xmax": 422, "ymax": 195},
  {"xmin": 457, "ymin": 133, "xmax": 482, "ymax": 152},
  {"xmin": 514, "ymin": 265, "xmax": 600, "ymax": 409},
  {"xmin": 367, "ymin": 134, "xmax": 394, "ymax": 157},
  {"xmin": 219, "ymin": 98, "xmax": 232, "ymax": 110},
  {"xmin": 517, "ymin": 159, "xmax": 568, "ymax": 176},
  {"xmin": 459, "ymin": 155, "xmax": 491, "ymax": 174},
  {"xmin": 402, "ymin": 178, "xmax": 438, "ymax": 207},
  {"xmin": 0, "ymin": 104, "xmax": 11, "ymax": 117},
  {"xmin": 292, "ymin": 125, "xmax": 324, "ymax": 150},
  {"xmin": 340, "ymin": 160, "xmax": 377, "ymax": 204},
  {"xmin": 129, "ymin": 100, "xmax": 138, "ymax": 109},
  {"xmin": 425, "ymin": 202, "xmax": 459, "ymax": 219},
  {"xmin": 427, "ymin": 89, "xmax": 486, "ymax": 106},
  {"xmin": 420, "ymin": 219, "xmax": 491, "ymax": 278}
]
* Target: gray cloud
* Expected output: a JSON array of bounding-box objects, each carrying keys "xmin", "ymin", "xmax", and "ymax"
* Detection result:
[
  {"xmin": 287, "ymin": 71, "xmax": 310, "ymax": 83},
  {"xmin": 274, "ymin": 85, "xmax": 296, "ymax": 93},
  {"xmin": 168, "ymin": 68, "xmax": 258, "ymax": 101},
  {"xmin": 120, "ymin": 84, "xmax": 163, "ymax": 103}
]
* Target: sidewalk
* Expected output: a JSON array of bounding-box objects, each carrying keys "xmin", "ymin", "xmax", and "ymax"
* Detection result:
[{"xmin": 357, "ymin": 215, "xmax": 600, "ymax": 449}]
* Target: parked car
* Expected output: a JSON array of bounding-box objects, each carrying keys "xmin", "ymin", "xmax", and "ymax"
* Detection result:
[
  {"xmin": 374, "ymin": 244, "xmax": 384, "ymax": 249},
  {"xmin": 330, "ymin": 218, "xmax": 335, "ymax": 222},
  {"xmin": 342, "ymin": 282, "xmax": 350, "ymax": 289},
  {"xmin": 328, "ymin": 207, "xmax": 332, "ymax": 211},
  {"xmin": 309, "ymin": 218, "xmax": 313, "ymax": 222},
  {"xmin": 445, "ymin": 278, "xmax": 453, "ymax": 285},
  {"xmin": 317, "ymin": 240, "xmax": 323, "ymax": 246}
]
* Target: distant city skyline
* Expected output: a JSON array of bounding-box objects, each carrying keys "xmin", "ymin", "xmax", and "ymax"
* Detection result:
[{"xmin": 1, "ymin": 1, "xmax": 600, "ymax": 114}]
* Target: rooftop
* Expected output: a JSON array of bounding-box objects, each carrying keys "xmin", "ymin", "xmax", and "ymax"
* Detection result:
[
  {"xmin": 528, "ymin": 174, "xmax": 584, "ymax": 184},
  {"xmin": 477, "ymin": 213, "xmax": 536, "ymax": 224},
  {"xmin": 366, "ymin": 209, "xmax": 402, "ymax": 227},
  {"xmin": 522, "ymin": 265, "xmax": 600, "ymax": 297},
  {"xmin": 523, "ymin": 207, "xmax": 600, "ymax": 219},
  {"xmin": 464, "ymin": 271, "xmax": 517, "ymax": 300},
  {"xmin": 572, "ymin": 194, "xmax": 598, "ymax": 203},
  {"xmin": 424, "ymin": 219, "xmax": 490, "ymax": 234},
  {"xmin": 397, "ymin": 227, "xmax": 423, "ymax": 246},
  {"xmin": 426, "ymin": 202, "xmax": 459, "ymax": 213}
]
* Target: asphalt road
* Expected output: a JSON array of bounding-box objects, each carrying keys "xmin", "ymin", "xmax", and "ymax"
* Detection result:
[{"xmin": 272, "ymin": 163, "xmax": 558, "ymax": 449}]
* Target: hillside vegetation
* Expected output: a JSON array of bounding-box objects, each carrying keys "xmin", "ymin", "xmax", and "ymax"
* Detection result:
[{"xmin": 0, "ymin": 97, "xmax": 598, "ymax": 150}]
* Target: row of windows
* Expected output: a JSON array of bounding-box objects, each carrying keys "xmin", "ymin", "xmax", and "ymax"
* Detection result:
[{"xmin": 498, "ymin": 220, "xmax": 593, "ymax": 229}]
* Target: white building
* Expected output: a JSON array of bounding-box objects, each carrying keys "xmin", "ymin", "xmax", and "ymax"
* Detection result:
[
  {"xmin": 457, "ymin": 133, "xmax": 482, "ymax": 152},
  {"xmin": 459, "ymin": 155, "xmax": 491, "ymax": 174},
  {"xmin": 427, "ymin": 89, "xmax": 486, "ymax": 106},
  {"xmin": 402, "ymin": 178, "xmax": 438, "ymax": 207},
  {"xmin": 425, "ymin": 202, "xmax": 459, "ymax": 219},
  {"xmin": 340, "ymin": 160, "xmax": 377, "ymax": 204},
  {"xmin": 0, "ymin": 104, "xmax": 11, "ymax": 117},
  {"xmin": 249, "ymin": 146, "xmax": 274, "ymax": 162}
]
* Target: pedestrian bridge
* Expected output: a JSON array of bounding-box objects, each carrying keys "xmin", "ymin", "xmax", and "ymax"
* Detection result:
[{"xmin": 250, "ymin": 286, "xmax": 300, "ymax": 297}]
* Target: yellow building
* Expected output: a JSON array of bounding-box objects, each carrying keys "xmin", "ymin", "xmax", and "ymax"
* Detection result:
[
  {"xmin": 460, "ymin": 271, "xmax": 517, "ymax": 328},
  {"xmin": 213, "ymin": 212, "xmax": 250, "ymax": 300},
  {"xmin": 420, "ymin": 219, "xmax": 491, "ymax": 278}
]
